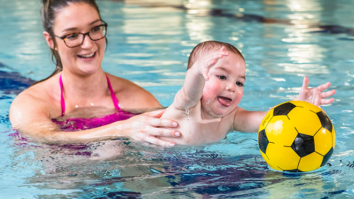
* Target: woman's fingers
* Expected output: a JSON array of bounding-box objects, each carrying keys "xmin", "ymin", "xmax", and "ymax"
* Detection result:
[
  {"xmin": 134, "ymin": 133, "xmax": 176, "ymax": 147},
  {"xmin": 143, "ymin": 109, "xmax": 166, "ymax": 117},
  {"xmin": 142, "ymin": 109, "xmax": 178, "ymax": 127},
  {"xmin": 126, "ymin": 113, "xmax": 180, "ymax": 146},
  {"xmin": 143, "ymin": 125, "xmax": 180, "ymax": 137},
  {"xmin": 147, "ymin": 117, "xmax": 178, "ymax": 128},
  {"xmin": 144, "ymin": 135, "xmax": 176, "ymax": 147}
]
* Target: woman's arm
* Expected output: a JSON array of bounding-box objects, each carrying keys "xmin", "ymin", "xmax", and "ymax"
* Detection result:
[{"xmin": 10, "ymin": 93, "xmax": 180, "ymax": 146}]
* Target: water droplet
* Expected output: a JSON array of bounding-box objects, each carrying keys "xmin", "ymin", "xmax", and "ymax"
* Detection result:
[
  {"xmin": 185, "ymin": 109, "xmax": 189, "ymax": 115},
  {"xmin": 206, "ymin": 100, "xmax": 210, "ymax": 104}
]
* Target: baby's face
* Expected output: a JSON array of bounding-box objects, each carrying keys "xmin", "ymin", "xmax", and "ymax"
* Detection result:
[{"xmin": 201, "ymin": 51, "xmax": 246, "ymax": 118}]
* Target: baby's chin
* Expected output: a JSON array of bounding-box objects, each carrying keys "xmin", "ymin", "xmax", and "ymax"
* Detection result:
[{"xmin": 207, "ymin": 108, "xmax": 233, "ymax": 118}]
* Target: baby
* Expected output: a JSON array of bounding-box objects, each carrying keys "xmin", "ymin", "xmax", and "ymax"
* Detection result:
[{"xmin": 161, "ymin": 41, "xmax": 335, "ymax": 145}]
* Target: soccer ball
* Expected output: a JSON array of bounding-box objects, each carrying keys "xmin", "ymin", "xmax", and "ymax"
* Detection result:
[{"xmin": 258, "ymin": 101, "xmax": 335, "ymax": 172}]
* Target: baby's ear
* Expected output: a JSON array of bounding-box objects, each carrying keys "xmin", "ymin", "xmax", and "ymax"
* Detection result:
[{"xmin": 43, "ymin": 31, "xmax": 56, "ymax": 50}]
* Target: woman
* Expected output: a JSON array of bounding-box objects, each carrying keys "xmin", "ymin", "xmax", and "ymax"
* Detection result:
[{"xmin": 9, "ymin": 0, "xmax": 180, "ymax": 146}]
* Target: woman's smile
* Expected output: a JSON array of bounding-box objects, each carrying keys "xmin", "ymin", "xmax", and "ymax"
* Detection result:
[{"xmin": 77, "ymin": 51, "xmax": 97, "ymax": 61}]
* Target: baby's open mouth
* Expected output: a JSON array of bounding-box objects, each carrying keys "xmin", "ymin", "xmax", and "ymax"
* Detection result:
[
  {"xmin": 218, "ymin": 96, "xmax": 232, "ymax": 107},
  {"xmin": 77, "ymin": 52, "xmax": 96, "ymax": 58}
]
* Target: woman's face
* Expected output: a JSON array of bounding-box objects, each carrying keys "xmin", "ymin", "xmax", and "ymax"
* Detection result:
[{"xmin": 51, "ymin": 3, "xmax": 105, "ymax": 75}]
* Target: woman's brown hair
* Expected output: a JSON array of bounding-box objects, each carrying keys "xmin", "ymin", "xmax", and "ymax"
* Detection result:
[{"xmin": 33, "ymin": 0, "xmax": 104, "ymax": 85}]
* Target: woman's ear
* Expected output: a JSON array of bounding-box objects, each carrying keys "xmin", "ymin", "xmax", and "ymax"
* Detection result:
[{"xmin": 43, "ymin": 31, "xmax": 56, "ymax": 50}]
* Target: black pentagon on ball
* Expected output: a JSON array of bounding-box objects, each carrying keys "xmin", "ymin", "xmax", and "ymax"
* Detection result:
[
  {"xmin": 316, "ymin": 111, "xmax": 333, "ymax": 132},
  {"xmin": 258, "ymin": 129, "xmax": 269, "ymax": 154},
  {"xmin": 291, "ymin": 133, "xmax": 315, "ymax": 157},
  {"xmin": 321, "ymin": 147, "xmax": 334, "ymax": 167},
  {"xmin": 273, "ymin": 102, "xmax": 296, "ymax": 116}
]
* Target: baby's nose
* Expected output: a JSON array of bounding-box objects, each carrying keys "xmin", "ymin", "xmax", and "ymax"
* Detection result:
[{"xmin": 226, "ymin": 82, "xmax": 236, "ymax": 92}]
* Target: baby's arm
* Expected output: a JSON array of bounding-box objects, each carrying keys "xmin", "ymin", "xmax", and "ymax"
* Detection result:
[
  {"xmin": 232, "ymin": 77, "xmax": 336, "ymax": 133},
  {"xmin": 232, "ymin": 108, "xmax": 266, "ymax": 132},
  {"xmin": 172, "ymin": 47, "xmax": 229, "ymax": 110}
]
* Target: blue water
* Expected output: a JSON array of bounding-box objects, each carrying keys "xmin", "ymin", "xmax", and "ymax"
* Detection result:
[{"xmin": 1, "ymin": 0, "xmax": 354, "ymax": 198}]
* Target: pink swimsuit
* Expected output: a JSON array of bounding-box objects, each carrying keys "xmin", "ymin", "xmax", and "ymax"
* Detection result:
[{"xmin": 52, "ymin": 74, "xmax": 137, "ymax": 131}]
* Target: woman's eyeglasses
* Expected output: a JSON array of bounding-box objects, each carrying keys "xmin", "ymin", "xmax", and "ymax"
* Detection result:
[{"xmin": 55, "ymin": 21, "xmax": 108, "ymax": 48}]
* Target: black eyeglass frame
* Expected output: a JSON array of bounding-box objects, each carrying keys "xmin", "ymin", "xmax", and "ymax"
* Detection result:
[{"xmin": 54, "ymin": 20, "xmax": 108, "ymax": 48}]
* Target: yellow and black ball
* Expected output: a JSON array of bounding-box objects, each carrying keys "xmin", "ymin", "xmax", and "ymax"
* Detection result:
[{"xmin": 258, "ymin": 101, "xmax": 335, "ymax": 172}]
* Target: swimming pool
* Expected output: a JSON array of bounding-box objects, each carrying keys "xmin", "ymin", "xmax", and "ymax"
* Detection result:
[{"xmin": 1, "ymin": 0, "xmax": 354, "ymax": 198}]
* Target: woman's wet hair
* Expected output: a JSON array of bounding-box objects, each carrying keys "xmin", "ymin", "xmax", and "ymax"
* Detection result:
[
  {"xmin": 187, "ymin": 41, "xmax": 244, "ymax": 70},
  {"xmin": 33, "ymin": 0, "xmax": 103, "ymax": 85}
]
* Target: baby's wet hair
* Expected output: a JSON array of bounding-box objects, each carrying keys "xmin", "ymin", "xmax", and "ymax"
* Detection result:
[{"xmin": 187, "ymin": 41, "xmax": 244, "ymax": 70}]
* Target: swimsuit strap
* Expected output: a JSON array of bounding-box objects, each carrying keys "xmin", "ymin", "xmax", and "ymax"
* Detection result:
[
  {"xmin": 59, "ymin": 74, "xmax": 120, "ymax": 117},
  {"xmin": 59, "ymin": 74, "xmax": 65, "ymax": 117},
  {"xmin": 106, "ymin": 75, "xmax": 120, "ymax": 110}
]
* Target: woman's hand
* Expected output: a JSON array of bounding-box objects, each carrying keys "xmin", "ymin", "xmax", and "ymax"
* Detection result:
[
  {"xmin": 122, "ymin": 109, "xmax": 181, "ymax": 147},
  {"xmin": 294, "ymin": 76, "xmax": 336, "ymax": 107}
]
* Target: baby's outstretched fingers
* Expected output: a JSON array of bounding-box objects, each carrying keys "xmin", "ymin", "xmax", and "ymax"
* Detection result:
[
  {"xmin": 321, "ymin": 98, "xmax": 335, "ymax": 105},
  {"xmin": 295, "ymin": 76, "xmax": 336, "ymax": 107},
  {"xmin": 301, "ymin": 76, "xmax": 310, "ymax": 90},
  {"xmin": 218, "ymin": 46, "xmax": 229, "ymax": 54},
  {"xmin": 315, "ymin": 82, "xmax": 331, "ymax": 92},
  {"xmin": 312, "ymin": 89, "xmax": 321, "ymax": 107},
  {"xmin": 201, "ymin": 52, "xmax": 228, "ymax": 80},
  {"xmin": 321, "ymin": 89, "xmax": 336, "ymax": 99}
]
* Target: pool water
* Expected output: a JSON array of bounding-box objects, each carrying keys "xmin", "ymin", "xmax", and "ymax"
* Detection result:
[{"xmin": 1, "ymin": 0, "xmax": 354, "ymax": 198}]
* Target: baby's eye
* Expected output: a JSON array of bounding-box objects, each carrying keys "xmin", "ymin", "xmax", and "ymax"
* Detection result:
[
  {"xmin": 217, "ymin": 75, "xmax": 227, "ymax": 80},
  {"xmin": 236, "ymin": 81, "xmax": 244, "ymax": 86}
]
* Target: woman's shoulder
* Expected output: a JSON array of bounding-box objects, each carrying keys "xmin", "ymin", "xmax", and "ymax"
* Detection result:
[
  {"xmin": 106, "ymin": 73, "xmax": 148, "ymax": 94},
  {"xmin": 106, "ymin": 73, "xmax": 161, "ymax": 109},
  {"xmin": 106, "ymin": 73, "xmax": 138, "ymax": 89},
  {"xmin": 11, "ymin": 74, "xmax": 60, "ymax": 111}
]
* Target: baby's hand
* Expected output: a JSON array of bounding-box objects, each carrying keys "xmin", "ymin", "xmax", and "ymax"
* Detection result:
[
  {"xmin": 198, "ymin": 46, "xmax": 229, "ymax": 80},
  {"xmin": 294, "ymin": 76, "xmax": 336, "ymax": 107}
]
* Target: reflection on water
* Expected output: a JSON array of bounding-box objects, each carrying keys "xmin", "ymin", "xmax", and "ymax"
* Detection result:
[{"xmin": 1, "ymin": 0, "xmax": 354, "ymax": 198}]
